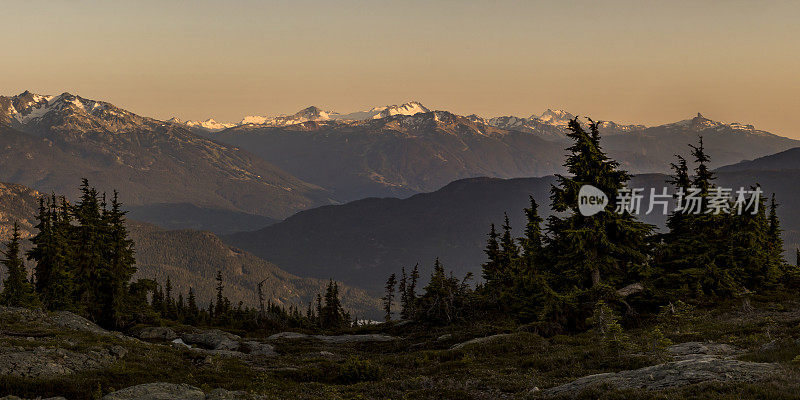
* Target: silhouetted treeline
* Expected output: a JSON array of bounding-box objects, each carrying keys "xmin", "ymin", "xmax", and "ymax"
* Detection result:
[
  {"xmin": 384, "ymin": 118, "xmax": 797, "ymax": 330},
  {"xmin": 0, "ymin": 179, "xmax": 354, "ymax": 333}
]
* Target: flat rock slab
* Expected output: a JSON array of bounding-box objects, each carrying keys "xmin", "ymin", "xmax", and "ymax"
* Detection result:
[
  {"xmin": 450, "ymin": 334, "xmax": 513, "ymax": 350},
  {"xmin": 313, "ymin": 334, "xmax": 396, "ymax": 343},
  {"xmin": 267, "ymin": 332, "xmax": 396, "ymax": 343},
  {"xmin": 0, "ymin": 346, "xmax": 122, "ymax": 378},
  {"xmin": 667, "ymin": 341, "xmax": 740, "ymax": 360},
  {"xmin": 102, "ymin": 383, "xmax": 253, "ymax": 400},
  {"xmin": 543, "ymin": 356, "xmax": 778, "ymax": 396}
]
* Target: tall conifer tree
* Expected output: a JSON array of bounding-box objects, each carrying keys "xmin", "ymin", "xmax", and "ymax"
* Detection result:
[{"xmin": 0, "ymin": 223, "xmax": 39, "ymax": 307}]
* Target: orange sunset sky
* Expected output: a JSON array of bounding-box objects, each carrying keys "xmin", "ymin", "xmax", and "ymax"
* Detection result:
[{"xmin": 2, "ymin": 0, "xmax": 798, "ymax": 137}]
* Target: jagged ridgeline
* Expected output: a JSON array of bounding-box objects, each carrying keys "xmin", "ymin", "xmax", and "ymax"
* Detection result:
[
  {"xmin": 382, "ymin": 118, "xmax": 796, "ymax": 330},
  {"xmin": 0, "ymin": 180, "xmax": 380, "ymax": 329}
]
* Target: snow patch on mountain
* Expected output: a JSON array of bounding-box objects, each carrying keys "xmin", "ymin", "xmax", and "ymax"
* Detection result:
[
  {"xmin": 239, "ymin": 106, "xmax": 336, "ymax": 127},
  {"xmin": 532, "ymin": 109, "xmax": 576, "ymax": 126},
  {"xmin": 168, "ymin": 117, "xmax": 236, "ymax": 132},
  {"xmin": 333, "ymin": 101, "xmax": 430, "ymax": 121}
]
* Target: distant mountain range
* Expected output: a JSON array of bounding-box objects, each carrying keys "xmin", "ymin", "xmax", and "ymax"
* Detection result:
[
  {"xmin": 174, "ymin": 101, "xmax": 432, "ymax": 133},
  {"xmin": 190, "ymin": 101, "xmax": 798, "ymax": 201},
  {"xmin": 224, "ymin": 160, "xmax": 800, "ymax": 293},
  {"xmin": 0, "ymin": 91, "xmax": 334, "ymax": 230},
  {"xmin": 0, "ymin": 181, "xmax": 380, "ymax": 317},
  {"xmin": 214, "ymin": 111, "xmax": 567, "ymax": 200}
]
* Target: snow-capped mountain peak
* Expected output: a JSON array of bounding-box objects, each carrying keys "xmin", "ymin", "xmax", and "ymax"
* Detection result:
[
  {"xmin": 170, "ymin": 117, "xmax": 236, "ymax": 132},
  {"xmin": 0, "ymin": 90, "xmax": 158, "ymax": 134},
  {"xmin": 239, "ymin": 106, "xmax": 337, "ymax": 127},
  {"xmin": 371, "ymin": 101, "xmax": 429, "ymax": 119},
  {"xmin": 332, "ymin": 101, "xmax": 430, "ymax": 121},
  {"xmin": 532, "ymin": 109, "xmax": 576, "ymax": 126}
]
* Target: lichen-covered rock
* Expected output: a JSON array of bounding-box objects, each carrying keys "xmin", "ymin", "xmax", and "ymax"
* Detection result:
[
  {"xmin": 667, "ymin": 341, "xmax": 741, "ymax": 360},
  {"xmin": 312, "ymin": 334, "xmax": 396, "ymax": 343},
  {"xmin": 133, "ymin": 326, "xmax": 178, "ymax": 341},
  {"xmin": 450, "ymin": 334, "xmax": 512, "ymax": 350},
  {"xmin": 181, "ymin": 329, "xmax": 240, "ymax": 351},
  {"xmin": 240, "ymin": 341, "xmax": 277, "ymax": 356},
  {"xmin": 542, "ymin": 355, "xmax": 778, "ymax": 396},
  {"xmin": 102, "ymin": 383, "xmax": 205, "ymax": 400},
  {"xmin": 267, "ymin": 332, "xmax": 309, "ymax": 340},
  {"xmin": 102, "ymin": 383, "xmax": 254, "ymax": 400},
  {"xmin": 49, "ymin": 311, "xmax": 109, "ymax": 335},
  {"xmin": 0, "ymin": 346, "xmax": 121, "ymax": 378},
  {"xmin": 266, "ymin": 332, "xmax": 395, "ymax": 343}
]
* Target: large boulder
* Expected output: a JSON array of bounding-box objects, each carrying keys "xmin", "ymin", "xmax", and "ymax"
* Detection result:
[
  {"xmin": 0, "ymin": 306, "xmax": 109, "ymax": 336},
  {"xmin": 181, "ymin": 329, "xmax": 240, "ymax": 351},
  {"xmin": 49, "ymin": 311, "xmax": 110, "ymax": 336}
]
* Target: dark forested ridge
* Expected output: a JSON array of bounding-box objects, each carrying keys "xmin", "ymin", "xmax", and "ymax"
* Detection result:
[
  {"xmin": 225, "ymin": 153, "xmax": 800, "ymax": 294},
  {"xmin": 126, "ymin": 203, "xmax": 277, "ymax": 235},
  {"xmin": 129, "ymin": 221, "xmax": 380, "ymax": 317}
]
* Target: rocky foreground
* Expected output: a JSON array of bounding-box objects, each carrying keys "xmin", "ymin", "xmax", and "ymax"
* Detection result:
[{"xmin": 0, "ymin": 305, "xmax": 797, "ymax": 399}]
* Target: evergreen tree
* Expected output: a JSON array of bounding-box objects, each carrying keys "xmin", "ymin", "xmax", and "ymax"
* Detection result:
[
  {"xmin": 103, "ymin": 191, "xmax": 137, "ymax": 327},
  {"xmin": 545, "ymin": 118, "xmax": 653, "ymax": 329},
  {"xmin": 29, "ymin": 198, "xmax": 52, "ymax": 295},
  {"xmin": 0, "ymin": 223, "xmax": 40, "ymax": 307},
  {"xmin": 164, "ymin": 277, "xmax": 175, "ymax": 318},
  {"xmin": 766, "ymin": 193, "xmax": 787, "ymax": 281},
  {"xmin": 481, "ymin": 224, "xmax": 502, "ymax": 294},
  {"xmin": 315, "ymin": 294, "xmax": 323, "ymax": 327},
  {"xmin": 690, "ymin": 137, "xmax": 714, "ymax": 195},
  {"xmin": 186, "ymin": 287, "xmax": 199, "ymax": 324},
  {"xmin": 399, "ymin": 267, "xmax": 409, "ymax": 320},
  {"xmin": 416, "ymin": 258, "xmax": 472, "ymax": 325},
  {"xmin": 657, "ymin": 140, "xmax": 772, "ymax": 300},
  {"xmin": 320, "ymin": 280, "xmax": 348, "ymax": 329},
  {"xmin": 407, "ymin": 263, "xmax": 420, "ymax": 318},
  {"xmin": 513, "ymin": 196, "xmax": 549, "ymax": 321},
  {"xmin": 28, "ymin": 196, "xmax": 74, "ymax": 310},
  {"xmin": 214, "ymin": 270, "xmax": 229, "ymax": 322},
  {"xmin": 382, "ymin": 273, "xmax": 397, "ymax": 322},
  {"xmin": 796, "ymin": 248, "xmax": 800, "ymax": 268},
  {"xmin": 520, "ymin": 196, "xmax": 543, "ymax": 265},
  {"xmin": 72, "ymin": 179, "xmax": 106, "ymax": 321}
]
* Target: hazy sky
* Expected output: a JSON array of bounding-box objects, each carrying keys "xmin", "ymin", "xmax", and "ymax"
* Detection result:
[{"xmin": 2, "ymin": 1, "xmax": 799, "ymax": 136}]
